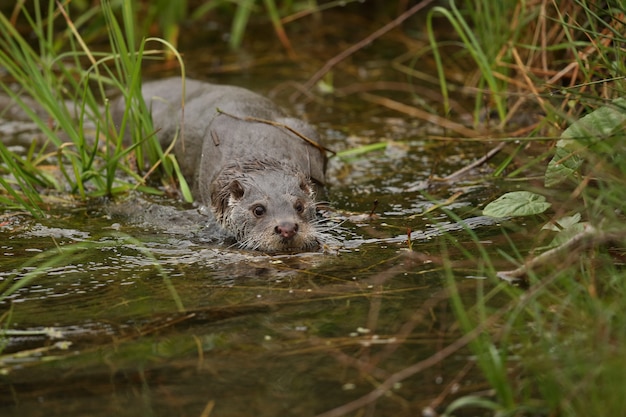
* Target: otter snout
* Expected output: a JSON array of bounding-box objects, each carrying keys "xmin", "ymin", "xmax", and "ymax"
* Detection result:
[
  {"xmin": 211, "ymin": 162, "xmax": 321, "ymax": 252},
  {"xmin": 275, "ymin": 221, "xmax": 299, "ymax": 239}
]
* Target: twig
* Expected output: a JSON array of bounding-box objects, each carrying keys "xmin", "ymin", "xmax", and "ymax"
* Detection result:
[
  {"xmin": 442, "ymin": 141, "xmax": 506, "ymax": 181},
  {"xmin": 215, "ymin": 108, "xmax": 335, "ymax": 156},
  {"xmin": 497, "ymin": 226, "xmax": 626, "ymax": 282},
  {"xmin": 360, "ymin": 92, "xmax": 481, "ymax": 138},
  {"xmin": 368, "ymin": 199, "xmax": 379, "ymax": 218},
  {"xmin": 290, "ymin": 0, "xmax": 437, "ymax": 101},
  {"xmin": 426, "ymin": 361, "xmax": 475, "ymax": 411}
]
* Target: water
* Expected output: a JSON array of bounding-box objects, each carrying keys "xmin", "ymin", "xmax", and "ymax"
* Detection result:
[
  {"xmin": 0, "ymin": 8, "xmax": 512, "ymax": 417},
  {"xmin": 1, "ymin": 211, "xmax": 492, "ymax": 416}
]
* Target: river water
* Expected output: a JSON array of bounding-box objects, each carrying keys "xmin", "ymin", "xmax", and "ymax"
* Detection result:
[{"xmin": 0, "ymin": 6, "xmax": 520, "ymax": 417}]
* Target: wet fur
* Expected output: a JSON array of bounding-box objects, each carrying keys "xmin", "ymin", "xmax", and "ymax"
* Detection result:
[
  {"xmin": 211, "ymin": 159, "xmax": 320, "ymax": 251},
  {"xmin": 119, "ymin": 77, "xmax": 327, "ymax": 252}
]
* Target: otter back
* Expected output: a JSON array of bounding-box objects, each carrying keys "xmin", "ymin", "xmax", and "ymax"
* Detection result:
[{"xmin": 136, "ymin": 77, "xmax": 327, "ymax": 252}]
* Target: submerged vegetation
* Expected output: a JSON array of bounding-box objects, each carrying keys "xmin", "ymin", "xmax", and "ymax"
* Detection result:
[{"xmin": 1, "ymin": 0, "xmax": 626, "ymax": 416}]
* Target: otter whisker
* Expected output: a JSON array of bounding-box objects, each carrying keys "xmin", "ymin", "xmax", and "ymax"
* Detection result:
[{"xmin": 127, "ymin": 77, "xmax": 328, "ymax": 253}]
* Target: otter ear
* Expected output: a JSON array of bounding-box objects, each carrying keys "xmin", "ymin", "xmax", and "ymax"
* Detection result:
[
  {"xmin": 211, "ymin": 179, "xmax": 245, "ymax": 222},
  {"xmin": 299, "ymin": 176, "xmax": 314, "ymax": 198},
  {"xmin": 229, "ymin": 180, "xmax": 245, "ymax": 200}
]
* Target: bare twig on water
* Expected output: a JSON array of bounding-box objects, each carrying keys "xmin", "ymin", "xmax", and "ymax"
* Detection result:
[
  {"xmin": 442, "ymin": 141, "xmax": 507, "ymax": 181},
  {"xmin": 290, "ymin": 0, "xmax": 437, "ymax": 101}
]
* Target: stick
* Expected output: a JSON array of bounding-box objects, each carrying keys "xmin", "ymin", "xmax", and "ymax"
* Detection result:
[
  {"xmin": 216, "ymin": 108, "xmax": 335, "ymax": 156},
  {"xmin": 497, "ymin": 226, "xmax": 626, "ymax": 282},
  {"xmin": 291, "ymin": 0, "xmax": 437, "ymax": 101},
  {"xmin": 442, "ymin": 141, "xmax": 506, "ymax": 181}
]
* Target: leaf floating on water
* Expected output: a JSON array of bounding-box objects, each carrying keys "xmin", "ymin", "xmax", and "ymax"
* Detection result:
[{"xmin": 483, "ymin": 191, "xmax": 551, "ymax": 218}]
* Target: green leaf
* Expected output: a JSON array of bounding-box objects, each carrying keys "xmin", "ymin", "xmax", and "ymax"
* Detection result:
[
  {"xmin": 541, "ymin": 213, "xmax": 582, "ymax": 231},
  {"xmin": 545, "ymin": 97, "xmax": 626, "ymax": 187},
  {"xmin": 483, "ymin": 191, "xmax": 551, "ymax": 218},
  {"xmin": 545, "ymin": 222, "xmax": 588, "ymax": 249},
  {"xmin": 544, "ymin": 145, "xmax": 583, "ymax": 187},
  {"xmin": 561, "ymin": 97, "xmax": 626, "ymax": 143}
]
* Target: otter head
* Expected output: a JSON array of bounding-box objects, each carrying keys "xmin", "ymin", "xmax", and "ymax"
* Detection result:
[{"xmin": 210, "ymin": 159, "xmax": 320, "ymax": 252}]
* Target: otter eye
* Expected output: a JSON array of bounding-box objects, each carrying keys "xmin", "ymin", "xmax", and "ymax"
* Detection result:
[
  {"xmin": 294, "ymin": 201, "xmax": 304, "ymax": 213},
  {"xmin": 252, "ymin": 205, "xmax": 266, "ymax": 217}
]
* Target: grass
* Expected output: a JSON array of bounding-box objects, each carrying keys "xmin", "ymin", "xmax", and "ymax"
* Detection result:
[
  {"xmin": 0, "ymin": 0, "xmax": 193, "ymax": 213},
  {"xmin": 427, "ymin": 0, "xmax": 517, "ymax": 123},
  {"xmin": 420, "ymin": 0, "xmax": 626, "ymax": 415}
]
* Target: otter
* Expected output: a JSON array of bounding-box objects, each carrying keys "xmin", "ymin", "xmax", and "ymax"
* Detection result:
[{"xmin": 133, "ymin": 77, "xmax": 327, "ymax": 252}]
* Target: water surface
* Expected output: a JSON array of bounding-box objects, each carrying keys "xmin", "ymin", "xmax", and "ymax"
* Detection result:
[{"xmin": 0, "ymin": 7, "xmax": 517, "ymax": 417}]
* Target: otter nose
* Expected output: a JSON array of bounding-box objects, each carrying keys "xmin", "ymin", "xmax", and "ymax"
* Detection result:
[{"xmin": 275, "ymin": 222, "xmax": 299, "ymax": 239}]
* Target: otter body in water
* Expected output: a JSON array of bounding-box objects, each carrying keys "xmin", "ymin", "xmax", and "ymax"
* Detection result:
[{"xmin": 137, "ymin": 77, "xmax": 327, "ymax": 252}]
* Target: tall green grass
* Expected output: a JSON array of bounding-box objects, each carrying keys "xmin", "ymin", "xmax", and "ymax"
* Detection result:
[
  {"xmin": 426, "ymin": 0, "xmax": 522, "ymax": 125},
  {"xmin": 422, "ymin": 1, "xmax": 626, "ymax": 415},
  {"xmin": 426, "ymin": 0, "xmax": 626, "ymax": 129},
  {"xmin": 0, "ymin": 0, "xmax": 191, "ymax": 214}
]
